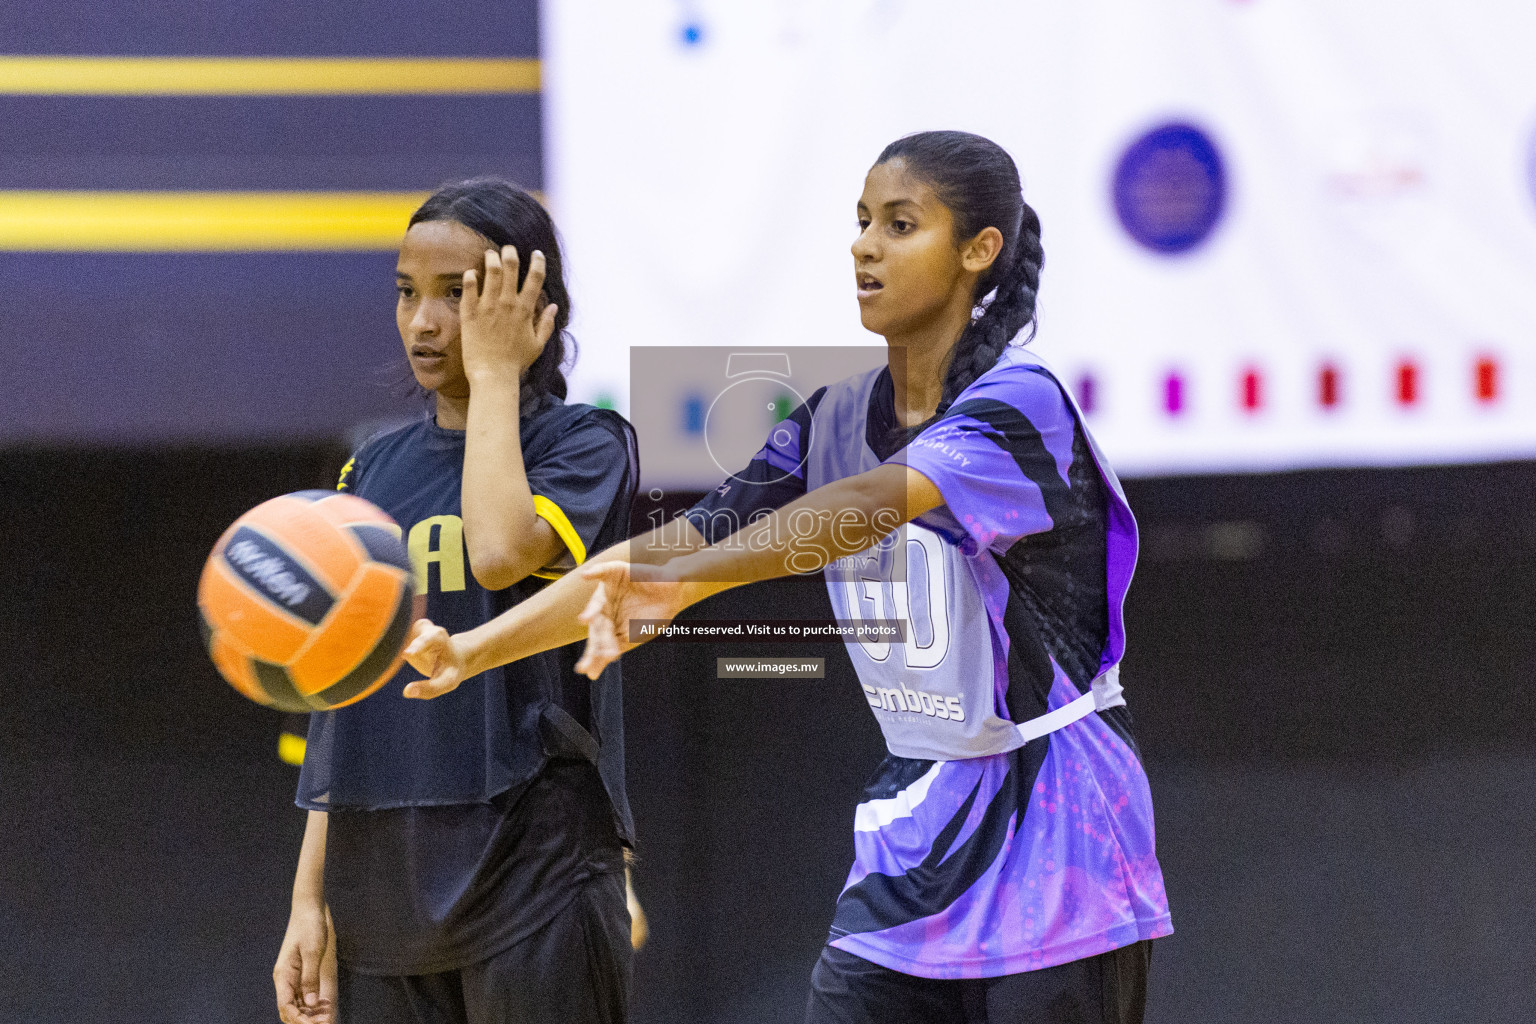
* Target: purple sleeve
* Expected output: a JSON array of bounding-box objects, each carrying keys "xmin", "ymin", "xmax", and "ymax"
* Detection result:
[
  {"xmin": 684, "ymin": 387, "xmax": 823, "ymax": 543},
  {"xmin": 895, "ymin": 366, "xmax": 1078, "ymax": 555}
]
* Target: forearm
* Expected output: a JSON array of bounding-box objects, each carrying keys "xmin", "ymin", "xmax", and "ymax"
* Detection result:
[
  {"xmin": 460, "ymin": 374, "xmax": 550, "ymax": 585},
  {"xmin": 667, "ymin": 464, "xmax": 934, "ymax": 605},
  {"xmin": 457, "ymin": 517, "xmax": 707, "ymax": 676},
  {"xmin": 292, "ymin": 810, "xmax": 328, "ymax": 909}
]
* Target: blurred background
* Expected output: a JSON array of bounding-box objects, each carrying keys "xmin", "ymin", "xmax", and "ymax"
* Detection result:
[{"xmin": 4, "ymin": 1, "xmax": 1535, "ymax": 1021}]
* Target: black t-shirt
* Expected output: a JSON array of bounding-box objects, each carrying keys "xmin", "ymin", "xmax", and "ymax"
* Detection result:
[
  {"xmin": 325, "ymin": 761, "xmax": 624, "ymax": 975},
  {"xmin": 297, "ymin": 398, "xmax": 636, "ymax": 974}
]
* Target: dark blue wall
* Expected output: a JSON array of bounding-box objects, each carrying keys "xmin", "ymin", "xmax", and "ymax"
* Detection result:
[
  {"xmin": 1, "ymin": 1, "xmax": 540, "ymax": 445},
  {"xmin": 0, "ymin": 2, "xmax": 539, "ymax": 56}
]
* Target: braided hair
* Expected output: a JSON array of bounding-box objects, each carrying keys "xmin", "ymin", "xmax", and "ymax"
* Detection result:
[
  {"xmin": 876, "ymin": 131, "xmax": 1044, "ymax": 416},
  {"xmin": 409, "ymin": 177, "xmax": 574, "ymax": 411}
]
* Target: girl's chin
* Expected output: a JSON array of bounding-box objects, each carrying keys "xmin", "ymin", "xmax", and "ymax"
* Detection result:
[
  {"xmin": 410, "ymin": 369, "xmax": 442, "ymax": 392},
  {"xmin": 412, "ymin": 370, "xmax": 469, "ymax": 399},
  {"xmin": 858, "ymin": 310, "xmax": 893, "ymax": 338}
]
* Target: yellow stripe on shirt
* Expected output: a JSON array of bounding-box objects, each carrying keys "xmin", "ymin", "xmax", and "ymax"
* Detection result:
[{"xmin": 532, "ymin": 495, "xmax": 587, "ymax": 579}]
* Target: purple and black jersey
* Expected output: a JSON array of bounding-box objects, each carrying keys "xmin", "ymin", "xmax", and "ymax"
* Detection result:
[{"xmin": 686, "ymin": 346, "xmax": 1171, "ymax": 979}]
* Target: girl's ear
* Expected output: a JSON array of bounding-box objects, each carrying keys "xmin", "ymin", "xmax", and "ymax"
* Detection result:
[{"xmin": 960, "ymin": 225, "xmax": 1004, "ymax": 275}]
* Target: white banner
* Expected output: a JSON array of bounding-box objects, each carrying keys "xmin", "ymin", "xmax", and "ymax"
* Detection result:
[{"xmin": 544, "ymin": 0, "xmax": 1536, "ymax": 479}]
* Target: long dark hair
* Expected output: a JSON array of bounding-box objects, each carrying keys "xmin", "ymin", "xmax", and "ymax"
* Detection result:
[
  {"xmin": 408, "ymin": 177, "xmax": 573, "ymax": 408},
  {"xmin": 876, "ymin": 131, "xmax": 1044, "ymax": 416}
]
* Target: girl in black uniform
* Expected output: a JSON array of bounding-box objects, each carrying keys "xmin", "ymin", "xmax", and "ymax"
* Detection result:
[{"xmin": 272, "ymin": 179, "xmax": 638, "ymax": 1024}]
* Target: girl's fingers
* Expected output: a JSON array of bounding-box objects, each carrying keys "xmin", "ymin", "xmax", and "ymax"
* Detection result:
[
  {"xmin": 460, "ymin": 268, "xmax": 479, "ymax": 318},
  {"xmin": 318, "ymin": 907, "xmax": 337, "ymax": 1014},
  {"xmin": 402, "ymin": 621, "xmax": 464, "ymax": 697},
  {"xmin": 481, "ymin": 248, "xmax": 503, "ymax": 309},
  {"xmin": 403, "ymin": 665, "xmax": 460, "ymax": 699},
  {"xmin": 577, "ymin": 580, "xmax": 608, "ymax": 626},
  {"xmin": 576, "ymin": 618, "xmax": 614, "ymax": 679},
  {"xmin": 596, "ymin": 628, "xmax": 621, "ymax": 675},
  {"xmin": 576, "ymin": 583, "xmax": 617, "ymax": 679},
  {"xmin": 403, "ymin": 618, "xmax": 437, "ymax": 655},
  {"xmin": 520, "ymin": 250, "xmax": 547, "ymax": 304},
  {"xmin": 535, "ymin": 302, "xmax": 559, "ymax": 346},
  {"xmin": 591, "ymin": 604, "xmax": 621, "ymax": 673},
  {"xmin": 275, "ymin": 960, "xmax": 300, "ymax": 1020},
  {"xmin": 403, "ymin": 635, "xmax": 435, "ymax": 665},
  {"xmin": 299, "ymin": 938, "xmax": 322, "ymax": 1009},
  {"xmin": 498, "ymin": 245, "xmax": 521, "ymax": 306},
  {"xmin": 402, "ymin": 623, "xmax": 446, "ymax": 673}
]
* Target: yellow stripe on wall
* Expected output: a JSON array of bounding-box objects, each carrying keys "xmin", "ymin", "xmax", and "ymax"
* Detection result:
[
  {"xmin": 0, "ymin": 55, "xmax": 539, "ymax": 95},
  {"xmin": 0, "ymin": 190, "xmax": 430, "ymax": 251}
]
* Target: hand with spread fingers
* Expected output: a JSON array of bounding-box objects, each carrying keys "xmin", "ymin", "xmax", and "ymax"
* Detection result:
[
  {"xmin": 459, "ymin": 245, "xmax": 559, "ymax": 384},
  {"xmin": 574, "ymin": 561, "xmax": 695, "ymax": 680}
]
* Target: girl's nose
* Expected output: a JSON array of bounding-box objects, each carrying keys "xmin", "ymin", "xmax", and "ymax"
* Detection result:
[
  {"xmin": 410, "ymin": 300, "xmax": 442, "ymax": 336},
  {"xmin": 851, "ymin": 227, "xmax": 877, "ymax": 262}
]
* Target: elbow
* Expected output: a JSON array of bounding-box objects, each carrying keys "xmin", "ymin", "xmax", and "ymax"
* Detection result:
[
  {"xmin": 463, "ymin": 513, "xmax": 549, "ymax": 590},
  {"xmin": 467, "ymin": 548, "xmax": 535, "ymax": 591}
]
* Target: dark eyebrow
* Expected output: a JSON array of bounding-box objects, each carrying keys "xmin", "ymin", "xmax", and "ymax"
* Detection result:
[{"xmin": 882, "ymin": 198, "xmax": 921, "ymax": 213}]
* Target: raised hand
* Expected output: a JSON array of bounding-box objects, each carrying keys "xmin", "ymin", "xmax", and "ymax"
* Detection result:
[
  {"xmin": 459, "ymin": 245, "xmax": 559, "ymax": 383},
  {"xmin": 401, "ymin": 619, "xmax": 467, "ymax": 699},
  {"xmin": 574, "ymin": 561, "xmax": 693, "ymax": 679}
]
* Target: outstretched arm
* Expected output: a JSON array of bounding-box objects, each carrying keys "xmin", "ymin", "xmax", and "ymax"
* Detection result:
[
  {"xmin": 573, "ymin": 464, "xmax": 942, "ymax": 677},
  {"xmin": 403, "ymin": 463, "xmax": 943, "ymax": 694},
  {"xmin": 402, "ymin": 513, "xmax": 707, "ymax": 698}
]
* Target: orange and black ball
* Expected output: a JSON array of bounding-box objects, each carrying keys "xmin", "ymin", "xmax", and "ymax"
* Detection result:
[{"xmin": 198, "ymin": 490, "xmax": 414, "ymax": 712}]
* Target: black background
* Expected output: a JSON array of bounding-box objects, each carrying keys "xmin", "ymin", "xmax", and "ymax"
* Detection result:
[{"xmin": 3, "ymin": 446, "xmax": 1534, "ymax": 1023}]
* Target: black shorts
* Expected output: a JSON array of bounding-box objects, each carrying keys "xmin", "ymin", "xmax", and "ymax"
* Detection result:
[
  {"xmin": 337, "ymin": 872, "xmax": 631, "ymax": 1024},
  {"xmin": 805, "ymin": 940, "xmax": 1153, "ymax": 1024}
]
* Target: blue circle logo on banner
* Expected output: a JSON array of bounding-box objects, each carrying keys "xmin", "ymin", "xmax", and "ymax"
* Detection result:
[{"xmin": 1113, "ymin": 122, "xmax": 1228, "ymax": 255}]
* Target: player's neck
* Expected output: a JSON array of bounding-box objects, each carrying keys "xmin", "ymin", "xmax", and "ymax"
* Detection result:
[
  {"xmin": 433, "ymin": 392, "xmax": 470, "ymax": 431},
  {"xmin": 883, "ymin": 301, "xmax": 970, "ymax": 427}
]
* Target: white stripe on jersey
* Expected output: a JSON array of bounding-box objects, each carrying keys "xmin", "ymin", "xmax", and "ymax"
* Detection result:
[{"xmin": 853, "ymin": 762, "xmax": 944, "ymax": 833}]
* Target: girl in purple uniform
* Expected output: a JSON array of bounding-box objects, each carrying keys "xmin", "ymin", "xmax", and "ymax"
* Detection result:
[{"xmin": 402, "ymin": 132, "xmax": 1172, "ymax": 1024}]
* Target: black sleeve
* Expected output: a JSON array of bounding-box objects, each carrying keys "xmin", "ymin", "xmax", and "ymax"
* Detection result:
[
  {"xmin": 683, "ymin": 387, "xmax": 825, "ymax": 544},
  {"xmin": 526, "ymin": 410, "xmax": 637, "ymax": 576}
]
